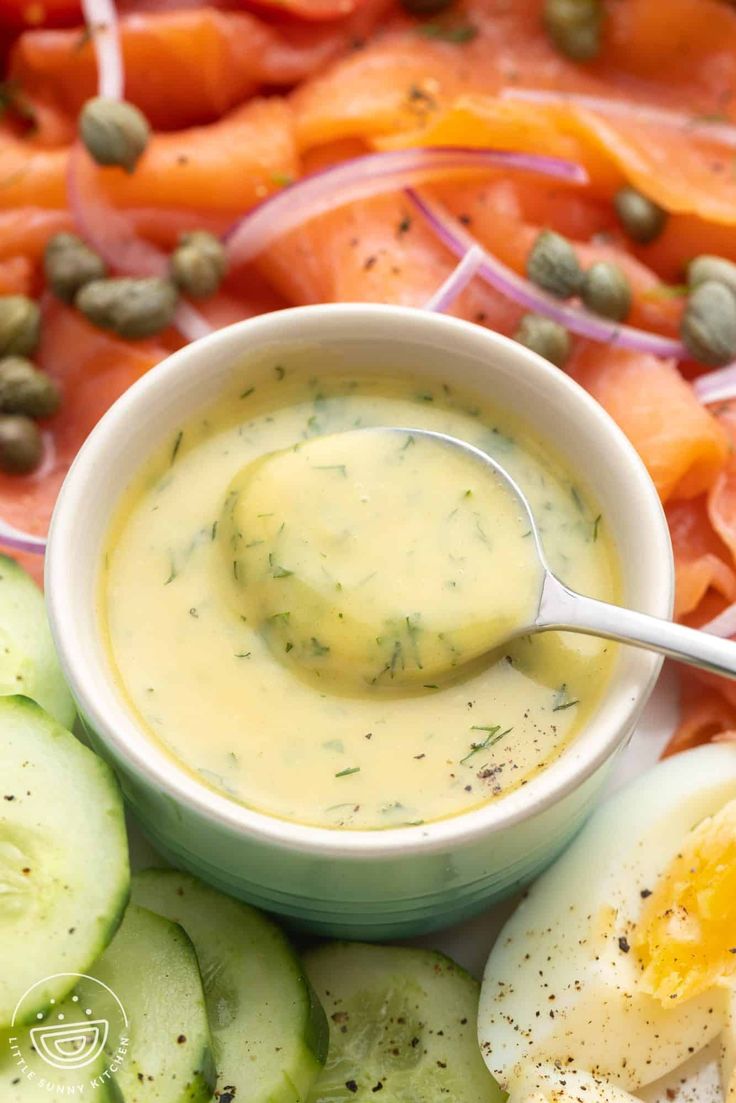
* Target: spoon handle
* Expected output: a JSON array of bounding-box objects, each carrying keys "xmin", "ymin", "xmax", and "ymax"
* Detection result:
[{"xmin": 537, "ymin": 574, "xmax": 736, "ymax": 679}]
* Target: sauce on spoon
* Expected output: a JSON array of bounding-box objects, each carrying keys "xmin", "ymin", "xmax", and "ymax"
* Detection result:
[{"xmin": 222, "ymin": 428, "xmax": 544, "ymax": 691}]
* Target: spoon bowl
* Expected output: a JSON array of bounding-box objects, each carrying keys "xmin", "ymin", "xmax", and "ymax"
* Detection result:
[
  {"xmin": 397, "ymin": 428, "xmax": 736, "ymax": 681},
  {"xmin": 222, "ymin": 425, "xmax": 547, "ymax": 690}
]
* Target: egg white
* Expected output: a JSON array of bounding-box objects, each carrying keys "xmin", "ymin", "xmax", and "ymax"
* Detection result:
[{"xmin": 478, "ymin": 743, "xmax": 736, "ymax": 1097}]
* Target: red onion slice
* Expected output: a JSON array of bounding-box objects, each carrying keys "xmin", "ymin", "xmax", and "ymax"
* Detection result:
[
  {"xmin": 81, "ymin": 0, "xmax": 124, "ymax": 101},
  {"xmin": 67, "ymin": 143, "xmax": 168, "ymax": 277},
  {"xmin": 408, "ymin": 189, "xmax": 687, "ymax": 360},
  {"xmin": 226, "ymin": 148, "xmax": 588, "ymax": 267},
  {"xmin": 693, "ymin": 363, "xmax": 736, "ymax": 406},
  {"xmin": 502, "ymin": 87, "xmax": 736, "ymax": 150},
  {"xmin": 424, "ymin": 244, "xmax": 485, "ymax": 313},
  {"xmin": 0, "ymin": 519, "xmax": 46, "ymax": 556}
]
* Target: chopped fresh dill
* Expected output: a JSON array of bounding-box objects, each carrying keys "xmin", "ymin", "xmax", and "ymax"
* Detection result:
[
  {"xmin": 274, "ymin": 364, "xmax": 286, "ymax": 380},
  {"xmin": 314, "ymin": 464, "xmax": 348, "ymax": 476},
  {"xmin": 405, "ymin": 615, "xmax": 423, "ymax": 669},
  {"xmin": 592, "ymin": 514, "xmax": 602, "ymax": 541},
  {"xmin": 285, "ymin": 642, "xmax": 293, "ymax": 653},
  {"xmin": 268, "ymin": 611, "xmax": 291, "ymax": 623},
  {"xmin": 552, "ymin": 684, "xmax": 580, "ymax": 711},
  {"xmin": 311, "ymin": 637, "xmax": 330, "ymax": 656},
  {"xmin": 170, "ymin": 430, "xmax": 184, "ymax": 465},
  {"xmin": 335, "ymin": 766, "xmax": 360, "ymax": 778},
  {"xmin": 570, "ymin": 485, "xmax": 585, "ymax": 514},
  {"xmin": 234, "ymin": 650, "xmax": 251, "ymax": 659},
  {"xmin": 240, "ymin": 386, "xmax": 255, "ymax": 399},
  {"xmin": 210, "ymin": 520, "xmax": 218, "ymax": 541},
  {"xmin": 188, "ymin": 607, "xmax": 199, "ymax": 618},
  {"xmin": 460, "ymin": 725, "xmax": 512, "ymax": 764},
  {"xmin": 400, "ymin": 434, "xmax": 415, "ymax": 450},
  {"xmin": 268, "ymin": 553, "xmax": 293, "ymax": 578},
  {"xmin": 423, "ymin": 683, "xmax": 439, "ymax": 690},
  {"xmin": 164, "ymin": 553, "xmax": 177, "ymax": 585},
  {"xmin": 475, "ymin": 516, "xmax": 490, "ymax": 544},
  {"xmin": 232, "ymin": 560, "xmax": 240, "ymax": 580}
]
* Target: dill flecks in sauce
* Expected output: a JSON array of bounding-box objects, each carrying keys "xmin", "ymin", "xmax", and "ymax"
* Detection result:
[
  {"xmin": 100, "ymin": 370, "xmax": 619, "ymax": 830},
  {"xmin": 221, "ymin": 428, "xmax": 543, "ymax": 692}
]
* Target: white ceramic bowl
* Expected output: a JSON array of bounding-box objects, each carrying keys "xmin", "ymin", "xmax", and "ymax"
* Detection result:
[{"xmin": 46, "ymin": 304, "xmax": 672, "ymax": 938}]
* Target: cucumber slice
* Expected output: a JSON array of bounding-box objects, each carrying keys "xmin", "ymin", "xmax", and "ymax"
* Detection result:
[
  {"xmin": 78, "ymin": 904, "xmax": 216, "ymax": 1103},
  {"xmin": 304, "ymin": 943, "xmax": 506, "ymax": 1103},
  {"xmin": 0, "ymin": 555, "xmax": 74, "ymax": 728},
  {"xmin": 0, "ymin": 999, "xmax": 122, "ymax": 1102},
  {"xmin": 0, "ymin": 696, "xmax": 129, "ymax": 1028},
  {"xmin": 132, "ymin": 870, "xmax": 328, "ymax": 1103}
]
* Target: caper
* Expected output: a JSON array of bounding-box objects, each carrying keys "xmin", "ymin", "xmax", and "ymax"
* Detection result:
[
  {"xmin": 614, "ymin": 186, "xmax": 668, "ymax": 244},
  {"xmin": 44, "ymin": 232, "xmax": 106, "ymax": 304},
  {"xmin": 681, "ymin": 280, "xmax": 736, "ymax": 366},
  {"xmin": 543, "ymin": 0, "xmax": 603, "ymax": 61},
  {"xmin": 526, "ymin": 230, "xmax": 584, "ymax": 299},
  {"xmin": 580, "ymin": 261, "xmax": 632, "ymax": 321},
  {"xmin": 688, "ymin": 255, "xmax": 736, "ymax": 300},
  {"xmin": 513, "ymin": 313, "xmax": 571, "ymax": 368},
  {"xmin": 76, "ymin": 277, "xmax": 179, "ymax": 339},
  {"xmin": 170, "ymin": 231, "xmax": 227, "ymax": 299},
  {"xmin": 400, "ymin": 0, "xmax": 452, "ymax": 12},
  {"xmin": 79, "ymin": 97, "xmax": 150, "ymax": 173},
  {"xmin": 0, "ymin": 414, "xmax": 43, "ymax": 475},
  {"xmin": 0, "ymin": 296, "xmax": 41, "ymax": 357},
  {"xmin": 0, "ymin": 357, "xmax": 60, "ymax": 418}
]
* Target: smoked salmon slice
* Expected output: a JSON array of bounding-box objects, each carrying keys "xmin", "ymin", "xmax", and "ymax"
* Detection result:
[
  {"xmin": 257, "ymin": 189, "xmax": 523, "ymax": 334},
  {"xmin": 0, "ymin": 97, "xmax": 299, "ymax": 212},
  {"xmin": 570, "ymin": 344, "xmax": 729, "ymax": 502},
  {"xmin": 0, "ymin": 299, "xmax": 168, "ymax": 557},
  {"xmin": 667, "ymin": 497, "xmax": 736, "ymax": 619},
  {"xmin": 11, "ymin": 6, "xmax": 387, "ymax": 130},
  {"xmin": 663, "ymin": 671, "xmax": 736, "ymax": 758}
]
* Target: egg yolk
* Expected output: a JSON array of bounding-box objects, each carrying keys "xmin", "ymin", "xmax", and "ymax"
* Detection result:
[{"xmin": 634, "ymin": 798, "xmax": 736, "ymax": 1005}]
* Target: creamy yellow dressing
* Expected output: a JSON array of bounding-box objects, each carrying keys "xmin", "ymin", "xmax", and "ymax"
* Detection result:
[
  {"xmin": 222, "ymin": 428, "xmax": 543, "ymax": 692},
  {"xmin": 100, "ymin": 368, "xmax": 619, "ymax": 830}
]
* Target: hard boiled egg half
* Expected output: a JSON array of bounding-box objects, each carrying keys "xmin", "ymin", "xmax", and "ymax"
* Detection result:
[{"xmin": 479, "ymin": 743, "xmax": 736, "ymax": 1102}]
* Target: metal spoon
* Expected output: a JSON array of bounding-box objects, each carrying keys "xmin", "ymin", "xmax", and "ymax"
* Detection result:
[{"xmin": 382, "ymin": 427, "xmax": 736, "ymax": 680}]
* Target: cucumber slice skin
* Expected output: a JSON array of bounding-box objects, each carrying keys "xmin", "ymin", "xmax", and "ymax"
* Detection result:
[
  {"xmin": 0, "ymin": 696, "xmax": 130, "ymax": 1029},
  {"xmin": 131, "ymin": 869, "xmax": 328, "ymax": 1103},
  {"xmin": 304, "ymin": 942, "xmax": 506, "ymax": 1103},
  {"xmin": 79, "ymin": 904, "xmax": 216, "ymax": 1103},
  {"xmin": 0, "ymin": 555, "xmax": 75, "ymax": 729}
]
